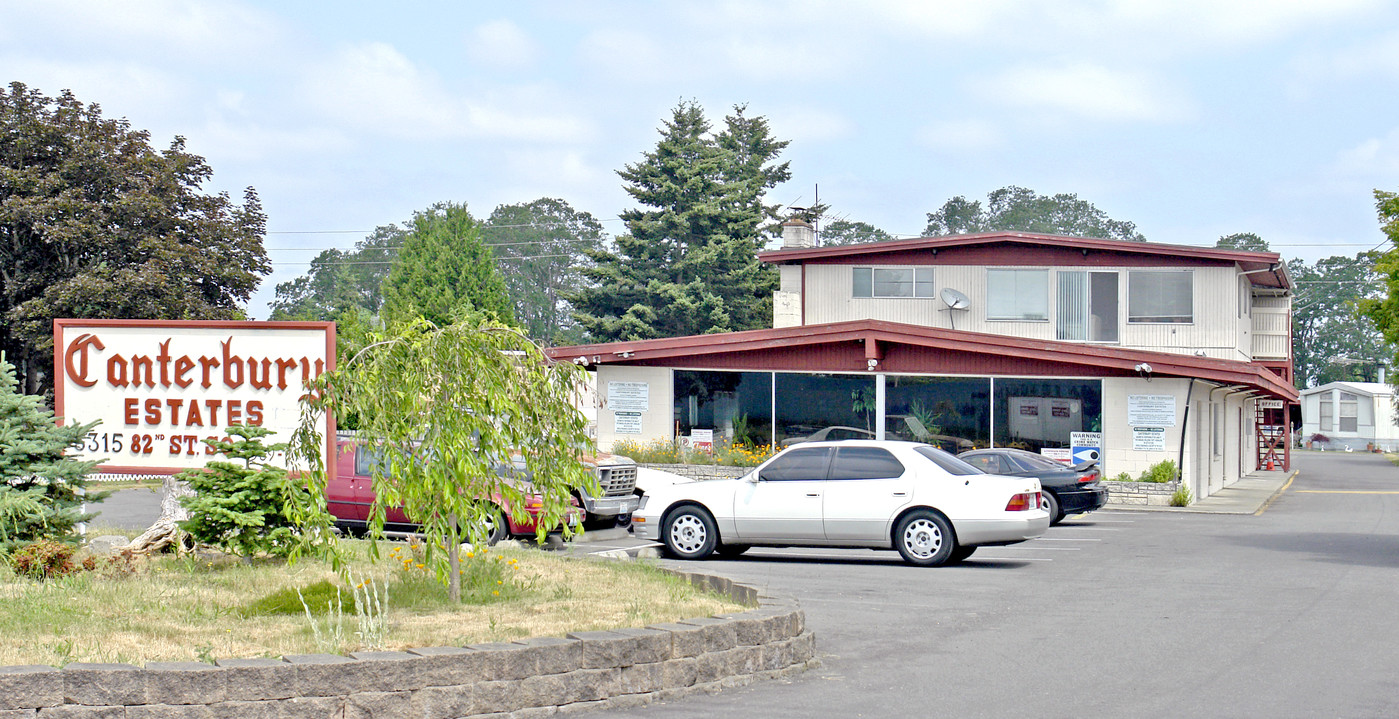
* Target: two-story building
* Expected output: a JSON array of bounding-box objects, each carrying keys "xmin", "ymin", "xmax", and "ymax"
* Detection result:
[{"xmin": 550, "ymin": 222, "xmax": 1297, "ymax": 501}]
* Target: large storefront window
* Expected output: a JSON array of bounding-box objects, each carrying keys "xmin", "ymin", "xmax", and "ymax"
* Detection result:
[
  {"xmin": 993, "ymin": 379, "xmax": 1102, "ymax": 452},
  {"xmin": 674, "ymin": 371, "xmax": 772, "ymax": 447},
  {"xmin": 884, "ymin": 376, "xmax": 990, "ymax": 452},
  {"xmin": 775, "ymin": 373, "xmax": 876, "ymax": 447}
]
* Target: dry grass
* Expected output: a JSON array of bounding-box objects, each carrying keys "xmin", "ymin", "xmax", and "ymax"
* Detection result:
[{"xmin": 0, "ymin": 540, "xmax": 740, "ymax": 667}]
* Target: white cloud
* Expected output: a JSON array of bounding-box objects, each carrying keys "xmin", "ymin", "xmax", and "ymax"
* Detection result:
[
  {"xmin": 578, "ymin": 29, "xmax": 672, "ymax": 83},
  {"xmin": 467, "ymin": 19, "xmax": 538, "ymax": 69},
  {"xmin": 304, "ymin": 42, "xmax": 589, "ymax": 142},
  {"xmin": 0, "ymin": 56, "xmax": 188, "ymax": 120},
  {"xmin": 766, "ymin": 107, "xmax": 855, "ymax": 144},
  {"xmin": 980, "ymin": 63, "xmax": 1194, "ymax": 123},
  {"xmin": 195, "ymin": 119, "xmax": 351, "ymax": 164},
  {"xmin": 1329, "ymin": 128, "xmax": 1399, "ymax": 180},
  {"xmin": 915, "ymin": 120, "xmax": 1002, "ymax": 152}
]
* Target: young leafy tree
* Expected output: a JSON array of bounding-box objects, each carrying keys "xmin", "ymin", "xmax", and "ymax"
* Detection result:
[
  {"xmin": 485, "ymin": 199, "xmax": 604, "ymax": 345},
  {"xmin": 820, "ymin": 219, "xmax": 894, "ymax": 246},
  {"xmin": 292, "ymin": 312, "xmax": 595, "ymax": 602},
  {"xmin": 923, "ymin": 186, "xmax": 1145, "ymax": 241},
  {"xmin": 0, "ymin": 354, "xmax": 105, "ymax": 552},
  {"xmin": 573, "ymin": 102, "xmax": 787, "ymax": 341},
  {"xmin": 1359, "ymin": 190, "xmax": 1399, "ymax": 398},
  {"xmin": 0, "ymin": 82, "xmax": 269, "ymax": 394},
  {"xmin": 271, "ymin": 225, "xmax": 404, "ymax": 321},
  {"xmin": 1216, "ymin": 232, "xmax": 1270, "ymax": 252},
  {"xmin": 381, "ymin": 202, "xmax": 513, "ymax": 329},
  {"xmin": 1292, "ymin": 251, "xmax": 1388, "ymax": 388},
  {"xmin": 177, "ymin": 425, "xmax": 334, "ymax": 559}
]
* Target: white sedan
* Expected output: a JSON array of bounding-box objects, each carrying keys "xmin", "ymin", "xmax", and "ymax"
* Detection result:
[{"xmin": 632, "ymin": 440, "xmax": 1050, "ymax": 566}]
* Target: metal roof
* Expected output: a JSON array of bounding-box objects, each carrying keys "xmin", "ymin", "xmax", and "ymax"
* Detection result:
[
  {"xmin": 759, "ymin": 231, "xmax": 1292, "ymax": 290},
  {"xmin": 548, "ymin": 318, "xmax": 1298, "ymax": 401}
]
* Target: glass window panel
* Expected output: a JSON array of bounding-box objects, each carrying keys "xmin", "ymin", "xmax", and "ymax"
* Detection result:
[
  {"xmin": 674, "ymin": 371, "xmax": 773, "ymax": 449},
  {"xmin": 760, "ymin": 447, "xmax": 833, "ymax": 481},
  {"xmin": 873, "ymin": 268, "xmax": 914, "ymax": 297},
  {"xmin": 830, "ymin": 447, "xmax": 906, "ymax": 480},
  {"xmin": 1089, "ymin": 272, "xmax": 1119, "ymax": 341},
  {"xmin": 915, "ymin": 267, "xmax": 935, "ymax": 298},
  {"xmin": 852, "ymin": 267, "xmax": 872, "ymax": 298},
  {"xmin": 884, "ymin": 376, "xmax": 990, "ymax": 451},
  {"xmin": 1057, "ymin": 271, "xmax": 1087, "ymax": 340},
  {"xmin": 913, "ymin": 446, "xmax": 983, "ymax": 476},
  {"xmin": 1129, "ymin": 271, "xmax": 1193, "ymax": 323},
  {"xmin": 776, "ymin": 373, "xmax": 877, "ymax": 447},
  {"xmin": 993, "ymin": 379, "xmax": 1102, "ymax": 453},
  {"xmin": 1319, "ymin": 401, "xmax": 1333, "ymax": 432},
  {"xmin": 988, "ymin": 269, "xmax": 1048, "ymax": 320}
]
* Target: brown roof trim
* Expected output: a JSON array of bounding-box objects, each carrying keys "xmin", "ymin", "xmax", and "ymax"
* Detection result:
[
  {"xmin": 758, "ymin": 232, "xmax": 1291, "ymax": 290},
  {"xmin": 549, "ymin": 319, "xmax": 1298, "ymax": 401}
]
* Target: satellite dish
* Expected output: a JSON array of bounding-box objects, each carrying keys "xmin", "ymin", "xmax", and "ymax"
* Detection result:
[{"xmin": 940, "ymin": 288, "xmax": 971, "ymax": 310}]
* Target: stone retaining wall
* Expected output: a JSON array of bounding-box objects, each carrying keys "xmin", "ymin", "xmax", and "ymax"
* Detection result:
[
  {"xmin": 0, "ymin": 571, "xmax": 814, "ymax": 718},
  {"xmin": 1104, "ymin": 480, "xmax": 1178, "ymax": 506},
  {"xmin": 641, "ymin": 463, "xmax": 751, "ymax": 481}
]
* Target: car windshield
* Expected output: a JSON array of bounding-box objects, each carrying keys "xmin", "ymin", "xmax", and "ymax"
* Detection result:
[
  {"xmin": 914, "ymin": 446, "xmax": 983, "ymax": 476},
  {"xmin": 1009, "ymin": 451, "xmax": 1072, "ymax": 471}
]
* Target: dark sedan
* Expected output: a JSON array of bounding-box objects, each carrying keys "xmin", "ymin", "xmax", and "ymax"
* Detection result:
[{"xmin": 958, "ymin": 448, "xmax": 1107, "ymax": 525}]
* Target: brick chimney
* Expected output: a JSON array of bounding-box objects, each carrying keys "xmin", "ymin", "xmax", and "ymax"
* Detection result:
[{"xmin": 780, "ymin": 219, "xmax": 815, "ymax": 249}]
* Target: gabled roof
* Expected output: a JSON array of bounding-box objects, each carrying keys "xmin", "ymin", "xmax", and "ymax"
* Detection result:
[
  {"xmin": 759, "ymin": 231, "xmax": 1292, "ymax": 290},
  {"xmin": 549, "ymin": 319, "xmax": 1298, "ymax": 401},
  {"xmin": 1299, "ymin": 381, "xmax": 1392, "ymax": 398}
]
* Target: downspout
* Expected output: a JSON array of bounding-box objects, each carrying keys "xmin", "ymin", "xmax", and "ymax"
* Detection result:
[{"xmin": 1177, "ymin": 379, "xmax": 1196, "ymax": 486}]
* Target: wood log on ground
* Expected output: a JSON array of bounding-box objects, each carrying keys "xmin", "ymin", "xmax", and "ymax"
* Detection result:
[{"xmin": 126, "ymin": 475, "xmax": 195, "ymax": 554}]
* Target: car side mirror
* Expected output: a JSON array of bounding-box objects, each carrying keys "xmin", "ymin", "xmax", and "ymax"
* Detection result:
[{"xmin": 746, "ymin": 472, "xmax": 762, "ymax": 484}]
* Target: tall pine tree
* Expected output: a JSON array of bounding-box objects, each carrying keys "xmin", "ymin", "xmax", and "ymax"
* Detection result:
[
  {"xmin": 573, "ymin": 102, "xmax": 790, "ymax": 341},
  {"xmin": 0, "ymin": 355, "xmax": 105, "ymax": 550},
  {"xmin": 381, "ymin": 202, "xmax": 514, "ymax": 328}
]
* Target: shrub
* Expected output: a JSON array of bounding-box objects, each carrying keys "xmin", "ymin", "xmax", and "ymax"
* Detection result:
[
  {"xmin": 8, "ymin": 539, "xmax": 81, "ymax": 580},
  {"xmin": 1170, "ymin": 484, "xmax": 1194, "ymax": 507},
  {"xmin": 1111, "ymin": 471, "xmax": 1135, "ymax": 482},
  {"xmin": 178, "ymin": 425, "xmax": 335, "ymax": 559},
  {"xmin": 1140, "ymin": 460, "xmax": 1178, "ymax": 483},
  {"xmin": 611, "ymin": 437, "xmax": 776, "ymax": 467}
]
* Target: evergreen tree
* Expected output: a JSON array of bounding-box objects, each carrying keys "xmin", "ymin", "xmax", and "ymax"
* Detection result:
[
  {"xmin": 1215, "ymin": 232, "xmax": 1270, "ymax": 252},
  {"xmin": 381, "ymin": 202, "xmax": 514, "ymax": 328},
  {"xmin": 573, "ymin": 102, "xmax": 788, "ymax": 341},
  {"xmin": 0, "ymin": 355, "xmax": 104, "ymax": 551}
]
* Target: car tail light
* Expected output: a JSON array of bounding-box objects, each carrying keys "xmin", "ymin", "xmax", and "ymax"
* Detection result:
[
  {"xmin": 1005, "ymin": 492, "xmax": 1036, "ymax": 511},
  {"xmin": 1078, "ymin": 472, "xmax": 1099, "ymax": 483}
]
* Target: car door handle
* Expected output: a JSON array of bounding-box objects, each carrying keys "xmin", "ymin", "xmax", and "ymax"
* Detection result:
[
  {"xmin": 892, "ymin": 492, "xmax": 907, "ymax": 497},
  {"xmin": 806, "ymin": 493, "xmax": 821, "ymax": 497}
]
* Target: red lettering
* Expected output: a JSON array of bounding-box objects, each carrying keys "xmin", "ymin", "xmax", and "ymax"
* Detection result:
[
  {"xmin": 131, "ymin": 355, "xmax": 155, "ymax": 388},
  {"xmin": 222, "ymin": 339, "xmax": 243, "ymax": 388},
  {"xmin": 174, "ymin": 355, "xmax": 195, "ymax": 388},
  {"xmin": 199, "ymin": 356, "xmax": 219, "ymax": 389},
  {"xmin": 276, "ymin": 358, "xmax": 298, "ymax": 390},
  {"xmin": 248, "ymin": 358, "xmax": 272, "ymax": 390},
  {"xmin": 64, "ymin": 333, "xmax": 104, "ymax": 388},
  {"xmin": 165, "ymin": 399, "xmax": 185, "ymax": 426},
  {"xmin": 107, "ymin": 354, "xmax": 129, "ymax": 388},
  {"xmin": 227, "ymin": 400, "xmax": 242, "ymax": 425},
  {"xmin": 204, "ymin": 399, "xmax": 223, "ymax": 427},
  {"xmin": 186, "ymin": 401, "xmax": 204, "ymax": 427},
  {"xmin": 123, "ymin": 398, "xmax": 139, "ymax": 425},
  {"xmin": 157, "ymin": 339, "xmax": 173, "ymax": 387},
  {"xmin": 246, "ymin": 400, "xmax": 263, "ymax": 426},
  {"xmin": 144, "ymin": 398, "xmax": 162, "ymax": 425}
]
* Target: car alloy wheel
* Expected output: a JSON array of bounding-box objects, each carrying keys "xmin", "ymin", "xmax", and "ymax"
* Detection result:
[
  {"xmin": 663, "ymin": 506, "xmax": 717, "ymax": 560},
  {"xmin": 1041, "ymin": 491, "xmax": 1063, "ymax": 526}
]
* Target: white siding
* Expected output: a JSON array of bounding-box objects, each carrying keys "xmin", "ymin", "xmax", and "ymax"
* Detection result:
[
  {"xmin": 1251, "ymin": 296, "xmax": 1290, "ymax": 361},
  {"xmin": 805, "ymin": 264, "xmax": 1261, "ymax": 356}
]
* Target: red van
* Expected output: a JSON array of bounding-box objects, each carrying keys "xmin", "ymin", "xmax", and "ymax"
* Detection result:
[{"xmin": 326, "ymin": 439, "xmax": 583, "ymax": 544}]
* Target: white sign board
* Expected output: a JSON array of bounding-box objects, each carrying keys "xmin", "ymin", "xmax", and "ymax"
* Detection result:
[
  {"xmin": 1070, "ymin": 431, "xmax": 1102, "ymax": 465},
  {"xmin": 1040, "ymin": 448, "xmax": 1072, "ymax": 464},
  {"xmin": 1258, "ymin": 399, "xmax": 1284, "ymax": 409},
  {"xmin": 614, "ymin": 411, "xmax": 642, "ymax": 434},
  {"xmin": 1128, "ymin": 395, "xmax": 1177, "ymax": 427},
  {"xmin": 54, "ymin": 320, "xmax": 335, "ymax": 474},
  {"xmin": 1132, "ymin": 426, "xmax": 1167, "ymax": 451},
  {"xmin": 607, "ymin": 381, "xmax": 650, "ymax": 412},
  {"xmin": 690, "ymin": 428, "xmax": 714, "ymax": 452}
]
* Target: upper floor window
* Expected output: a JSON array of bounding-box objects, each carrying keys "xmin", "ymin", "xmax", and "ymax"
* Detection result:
[
  {"xmin": 1128, "ymin": 270, "xmax": 1193, "ymax": 323},
  {"xmin": 1057, "ymin": 271, "xmax": 1119, "ymax": 342},
  {"xmin": 852, "ymin": 267, "xmax": 934, "ymax": 298},
  {"xmin": 987, "ymin": 269, "xmax": 1048, "ymax": 321}
]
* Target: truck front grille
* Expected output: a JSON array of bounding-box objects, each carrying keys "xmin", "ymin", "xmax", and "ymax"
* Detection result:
[{"xmin": 597, "ymin": 465, "xmax": 638, "ymax": 496}]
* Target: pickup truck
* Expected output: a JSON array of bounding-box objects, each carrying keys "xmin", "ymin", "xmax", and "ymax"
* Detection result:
[{"xmin": 326, "ymin": 439, "xmax": 585, "ymax": 544}]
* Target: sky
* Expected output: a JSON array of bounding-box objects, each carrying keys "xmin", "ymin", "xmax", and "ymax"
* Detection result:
[{"xmin": 5, "ymin": 0, "xmax": 1399, "ymax": 318}]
